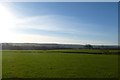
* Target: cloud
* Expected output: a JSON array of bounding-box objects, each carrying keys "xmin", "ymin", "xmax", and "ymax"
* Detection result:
[
  {"xmin": 9, "ymin": 14, "xmax": 117, "ymax": 45},
  {"xmin": 15, "ymin": 15, "xmax": 107, "ymax": 36},
  {"xmin": 8, "ymin": 33, "xmax": 116, "ymax": 45}
]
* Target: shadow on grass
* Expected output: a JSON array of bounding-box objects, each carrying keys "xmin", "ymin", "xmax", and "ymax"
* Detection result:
[
  {"xmin": 63, "ymin": 51, "xmax": 119, "ymax": 55},
  {"xmin": 1, "ymin": 78, "xmax": 119, "ymax": 80}
]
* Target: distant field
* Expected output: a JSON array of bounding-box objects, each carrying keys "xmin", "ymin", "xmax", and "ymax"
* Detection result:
[{"xmin": 2, "ymin": 50, "xmax": 118, "ymax": 79}]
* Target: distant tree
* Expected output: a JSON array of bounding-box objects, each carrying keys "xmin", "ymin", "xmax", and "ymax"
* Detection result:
[
  {"xmin": 84, "ymin": 44, "xmax": 93, "ymax": 49},
  {"xmin": 100, "ymin": 45, "xmax": 105, "ymax": 49}
]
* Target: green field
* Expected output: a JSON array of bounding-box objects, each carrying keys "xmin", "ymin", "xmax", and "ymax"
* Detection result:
[
  {"xmin": 0, "ymin": 50, "xmax": 2, "ymax": 79},
  {"xmin": 2, "ymin": 50, "xmax": 118, "ymax": 78}
]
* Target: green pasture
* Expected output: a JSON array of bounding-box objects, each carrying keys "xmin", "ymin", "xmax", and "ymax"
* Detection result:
[{"xmin": 2, "ymin": 50, "xmax": 118, "ymax": 78}]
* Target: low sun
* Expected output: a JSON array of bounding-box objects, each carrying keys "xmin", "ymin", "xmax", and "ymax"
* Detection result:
[{"xmin": 0, "ymin": 4, "xmax": 16, "ymax": 42}]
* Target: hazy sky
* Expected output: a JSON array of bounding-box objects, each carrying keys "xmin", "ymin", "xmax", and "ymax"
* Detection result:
[{"xmin": 0, "ymin": 2, "xmax": 118, "ymax": 45}]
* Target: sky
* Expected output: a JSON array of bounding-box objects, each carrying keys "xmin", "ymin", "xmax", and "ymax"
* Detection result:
[{"xmin": 0, "ymin": 2, "xmax": 118, "ymax": 45}]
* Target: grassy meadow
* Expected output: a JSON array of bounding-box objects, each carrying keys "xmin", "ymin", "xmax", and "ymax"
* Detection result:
[
  {"xmin": 2, "ymin": 50, "xmax": 119, "ymax": 79},
  {"xmin": 0, "ymin": 50, "xmax": 2, "ymax": 79}
]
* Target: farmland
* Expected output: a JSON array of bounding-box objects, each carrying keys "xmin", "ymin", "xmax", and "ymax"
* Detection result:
[
  {"xmin": 2, "ymin": 49, "xmax": 119, "ymax": 79},
  {"xmin": 0, "ymin": 50, "xmax": 2, "ymax": 79}
]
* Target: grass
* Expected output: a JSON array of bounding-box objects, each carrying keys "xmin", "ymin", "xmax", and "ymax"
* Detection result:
[
  {"xmin": 0, "ymin": 51, "xmax": 2, "ymax": 79},
  {"xmin": 2, "ymin": 50, "xmax": 118, "ymax": 78}
]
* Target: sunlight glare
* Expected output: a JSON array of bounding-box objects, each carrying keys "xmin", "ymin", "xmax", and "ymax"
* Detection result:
[{"xmin": 0, "ymin": 4, "xmax": 16, "ymax": 42}]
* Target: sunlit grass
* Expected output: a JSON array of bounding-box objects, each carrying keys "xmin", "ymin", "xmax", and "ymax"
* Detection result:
[{"xmin": 2, "ymin": 50, "xmax": 118, "ymax": 78}]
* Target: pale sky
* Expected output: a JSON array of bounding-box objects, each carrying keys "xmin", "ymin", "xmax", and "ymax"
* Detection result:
[{"xmin": 0, "ymin": 2, "xmax": 118, "ymax": 45}]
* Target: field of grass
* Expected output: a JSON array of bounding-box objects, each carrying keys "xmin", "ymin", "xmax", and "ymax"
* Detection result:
[
  {"xmin": 0, "ymin": 50, "xmax": 2, "ymax": 79},
  {"xmin": 2, "ymin": 50, "xmax": 118, "ymax": 79}
]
